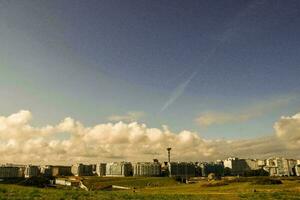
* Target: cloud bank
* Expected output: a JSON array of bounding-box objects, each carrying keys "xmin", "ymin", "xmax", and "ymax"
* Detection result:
[
  {"xmin": 0, "ymin": 110, "xmax": 299, "ymax": 164},
  {"xmin": 107, "ymin": 111, "xmax": 144, "ymax": 123},
  {"xmin": 195, "ymin": 98, "xmax": 291, "ymax": 126}
]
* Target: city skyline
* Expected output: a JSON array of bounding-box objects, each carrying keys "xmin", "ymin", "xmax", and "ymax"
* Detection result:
[{"xmin": 1, "ymin": 0, "xmax": 300, "ymax": 163}]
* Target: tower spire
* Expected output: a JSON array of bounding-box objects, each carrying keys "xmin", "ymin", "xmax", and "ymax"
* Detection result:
[{"xmin": 166, "ymin": 147, "xmax": 172, "ymax": 163}]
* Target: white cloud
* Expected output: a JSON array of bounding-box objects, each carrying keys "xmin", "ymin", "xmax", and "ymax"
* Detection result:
[
  {"xmin": 195, "ymin": 97, "xmax": 291, "ymax": 126},
  {"xmin": 196, "ymin": 112, "xmax": 243, "ymax": 126},
  {"xmin": 0, "ymin": 110, "xmax": 299, "ymax": 165},
  {"xmin": 107, "ymin": 111, "xmax": 144, "ymax": 122},
  {"xmin": 274, "ymin": 113, "xmax": 300, "ymax": 149}
]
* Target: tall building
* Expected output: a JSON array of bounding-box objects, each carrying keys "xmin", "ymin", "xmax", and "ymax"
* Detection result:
[
  {"xmin": 295, "ymin": 164, "xmax": 300, "ymax": 176},
  {"xmin": 287, "ymin": 159, "xmax": 297, "ymax": 176},
  {"xmin": 244, "ymin": 159, "xmax": 261, "ymax": 170},
  {"xmin": 41, "ymin": 165, "xmax": 72, "ymax": 177},
  {"xmin": 0, "ymin": 166, "xmax": 21, "ymax": 178},
  {"xmin": 199, "ymin": 162, "xmax": 224, "ymax": 177},
  {"xmin": 168, "ymin": 162, "xmax": 195, "ymax": 178},
  {"xmin": 133, "ymin": 161, "xmax": 161, "ymax": 176},
  {"xmin": 96, "ymin": 163, "xmax": 107, "ymax": 176},
  {"xmin": 71, "ymin": 164, "xmax": 93, "ymax": 176},
  {"xmin": 257, "ymin": 159, "xmax": 266, "ymax": 167},
  {"xmin": 296, "ymin": 160, "xmax": 300, "ymax": 177},
  {"xmin": 106, "ymin": 162, "xmax": 132, "ymax": 177},
  {"xmin": 224, "ymin": 157, "xmax": 262, "ymax": 176},
  {"xmin": 25, "ymin": 165, "xmax": 40, "ymax": 178},
  {"xmin": 264, "ymin": 157, "xmax": 289, "ymax": 176},
  {"xmin": 3, "ymin": 164, "xmax": 26, "ymax": 177},
  {"xmin": 224, "ymin": 157, "xmax": 248, "ymax": 175}
]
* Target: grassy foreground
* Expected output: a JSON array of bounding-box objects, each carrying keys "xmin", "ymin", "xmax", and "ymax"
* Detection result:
[{"xmin": 1, "ymin": 177, "xmax": 300, "ymax": 200}]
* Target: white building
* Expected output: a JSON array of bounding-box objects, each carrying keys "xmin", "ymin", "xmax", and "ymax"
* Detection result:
[
  {"xmin": 71, "ymin": 164, "xmax": 93, "ymax": 176},
  {"xmin": 287, "ymin": 159, "xmax": 297, "ymax": 176},
  {"xmin": 25, "ymin": 165, "xmax": 40, "ymax": 178},
  {"xmin": 296, "ymin": 160, "xmax": 300, "ymax": 176},
  {"xmin": 265, "ymin": 157, "xmax": 289, "ymax": 176},
  {"xmin": 245, "ymin": 159, "xmax": 261, "ymax": 170},
  {"xmin": 224, "ymin": 157, "xmax": 259, "ymax": 175},
  {"xmin": 106, "ymin": 162, "xmax": 132, "ymax": 177},
  {"xmin": 96, "ymin": 163, "xmax": 106, "ymax": 176},
  {"xmin": 295, "ymin": 164, "xmax": 300, "ymax": 176},
  {"xmin": 257, "ymin": 159, "xmax": 266, "ymax": 167},
  {"xmin": 133, "ymin": 161, "xmax": 161, "ymax": 176}
]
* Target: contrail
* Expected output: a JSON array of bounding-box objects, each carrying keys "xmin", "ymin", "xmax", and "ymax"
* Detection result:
[
  {"xmin": 159, "ymin": 0, "xmax": 266, "ymax": 113},
  {"xmin": 159, "ymin": 46, "xmax": 217, "ymax": 113},
  {"xmin": 160, "ymin": 70, "xmax": 198, "ymax": 112}
]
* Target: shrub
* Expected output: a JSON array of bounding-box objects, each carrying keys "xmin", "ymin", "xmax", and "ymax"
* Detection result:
[
  {"xmin": 252, "ymin": 178, "xmax": 282, "ymax": 185},
  {"xmin": 0, "ymin": 188, "xmax": 7, "ymax": 193},
  {"xmin": 18, "ymin": 177, "xmax": 50, "ymax": 187}
]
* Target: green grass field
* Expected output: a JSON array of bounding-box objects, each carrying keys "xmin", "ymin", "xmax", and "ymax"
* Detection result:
[{"xmin": 1, "ymin": 177, "xmax": 300, "ymax": 200}]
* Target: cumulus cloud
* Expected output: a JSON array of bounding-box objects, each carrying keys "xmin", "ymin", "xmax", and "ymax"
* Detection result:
[
  {"xmin": 0, "ymin": 110, "xmax": 299, "ymax": 165},
  {"xmin": 195, "ymin": 98, "xmax": 291, "ymax": 126},
  {"xmin": 107, "ymin": 111, "xmax": 144, "ymax": 122},
  {"xmin": 274, "ymin": 113, "xmax": 300, "ymax": 149}
]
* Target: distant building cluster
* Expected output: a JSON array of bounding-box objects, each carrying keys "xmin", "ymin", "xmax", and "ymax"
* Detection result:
[
  {"xmin": 223, "ymin": 157, "xmax": 300, "ymax": 177},
  {"xmin": 1, "ymin": 157, "xmax": 300, "ymax": 180}
]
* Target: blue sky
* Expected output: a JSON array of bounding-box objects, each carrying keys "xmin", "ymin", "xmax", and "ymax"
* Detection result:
[{"xmin": 1, "ymin": 0, "xmax": 300, "ymax": 139}]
